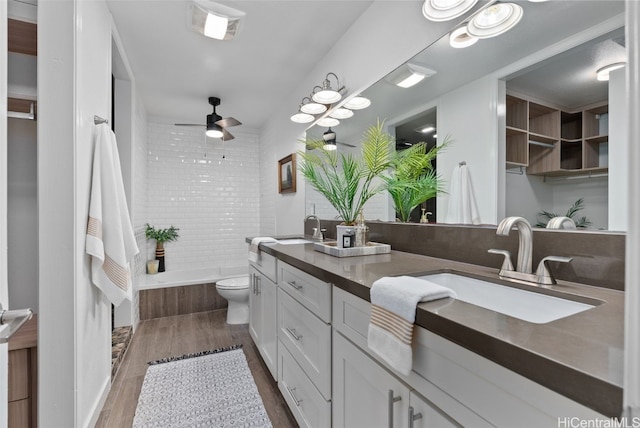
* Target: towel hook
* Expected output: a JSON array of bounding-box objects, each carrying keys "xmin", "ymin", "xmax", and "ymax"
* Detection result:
[
  {"xmin": 94, "ymin": 115, "xmax": 109, "ymax": 125},
  {"xmin": 459, "ymin": 161, "xmax": 467, "ymax": 166}
]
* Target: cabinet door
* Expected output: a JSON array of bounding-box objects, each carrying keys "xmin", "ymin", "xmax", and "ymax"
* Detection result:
[
  {"xmin": 260, "ymin": 273, "xmax": 278, "ymax": 380},
  {"xmin": 333, "ymin": 332, "xmax": 409, "ymax": 428},
  {"xmin": 409, "ymin": 391, "xmax": 461, "ymax": 428},
  {"xmin": 248, "ymin": 268, "xmax": 262, "ymax": 346}
]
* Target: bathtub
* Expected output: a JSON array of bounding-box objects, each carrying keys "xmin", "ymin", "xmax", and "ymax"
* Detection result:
[{"xmin": 139, "ymin": 266, "xmax": 248, "ymax": 290}]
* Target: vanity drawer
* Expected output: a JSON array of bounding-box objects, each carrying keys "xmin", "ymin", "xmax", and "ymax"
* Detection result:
[
  {"xmin": 278, "ymin": 341, "xmax": 331, "ymax": 428},
  {"xmin": 279, "ymin": 262, "xmax": 331, "ymax": 322},
  {"xmin": 278, "ymin": 288, "xmax": 331, "ymax": 399},
  {"xmin": 332, "ymin": 286, "xmax": 371, "ymax": 350}
]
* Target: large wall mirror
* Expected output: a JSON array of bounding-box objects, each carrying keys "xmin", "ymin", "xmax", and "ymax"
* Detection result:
[{"xmin": 305, "ymin": 0, "xmax": 626, "ymax": 232}]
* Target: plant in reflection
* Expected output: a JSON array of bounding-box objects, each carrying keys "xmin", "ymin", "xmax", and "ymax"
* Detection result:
[
  {"xmin": 383, "ymin": 137, "xmax": 449, "ymax": 223},
  {"xmin": 535, "ymin": 198, "xmax": 592, "ymax": 228},
  {"xmin": 299, "ymin": 120, "xmax": 393, "ymax": 225}
]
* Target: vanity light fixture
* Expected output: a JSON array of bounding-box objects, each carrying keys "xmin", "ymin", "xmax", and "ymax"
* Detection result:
[
  {"xmin": 312, "ymin": 72, "xmax": 344, "ymax": 104},
  {"xmin": 330, "ymin": 108, "xmax": 354, "ymax": 119},
  {"xmin": 422, "ymin": 0, "xmax": 478, "ymax": 22},
  {"xmin": 290, "ymin": 111, "xmax": 315, "ymax": 124},
  {"xmin": 449, "ymin": 25, "xmax": 478, "ymax": 48},
  {"xmin": 300, "ymin": 97, "xmax": 328, "ymax": 115},
  {"xmin": 386, "ymin": 62, "xmax": 437, "ymax": 88},
  {"xmin": 323, "ymin": 128, "xmax": 338, "ymax": 151},
  {"xmin": 467, "ymin": 2, "xmax": 523, "ymax": 39},
  {"xmin": 188, "ymin": 0, "xmax": 245, "ymax": 41},
  {"xmin": 596, "ymin": 62, "xmax": 626, "ymax": 81},
  {"xmin": 317, "ymin": 117, "xmax": 340, "ymax": 128},
  {"xmin": 344, "ymin": 95, "xmax": 371, "ymax": 110}
]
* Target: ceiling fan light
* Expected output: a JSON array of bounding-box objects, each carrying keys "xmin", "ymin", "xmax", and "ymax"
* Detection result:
[
  {"xmin": 344, "ymin": 96, "xmax": 371, "ymax": 110},
  {"xmin": 450, "ymin": 25, "xmax": 478, "ymax": 48},
  {"xmin": 323, "ymin": 142, "xmax": 337, "ymax": 151},
  {"xmin": 596, "ymin": 62, "xmax": 626, "ymax": 81},
  {"xmin": 330, "ymin": 108, "xmax": 354, "ymax": 119},
  {"xmin": 317, "ymin": 117, "xmax": 340, "ymax": 127},
  {"xmin": 206, "ymin": 123, "xmax": 224, "ymax": 138},
  {"xmin": 300, "ymin": 102, "xmax": 327, "ymax": 115},
  {"xmin": 422, "ymin": 0, "xmax": 478, "ymax": 22},
  {"xmin": 290, "ymin": 112, "xmax": 315, "ymax": 123},
  {"xmin": 467, "ymin": 3, "xmax": 523, "ymax": 39}
]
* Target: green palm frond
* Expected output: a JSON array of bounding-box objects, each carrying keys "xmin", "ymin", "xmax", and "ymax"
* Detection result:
[{"xmin": 536, "ymin": 198, "xmax": 591, "ymax": 228}]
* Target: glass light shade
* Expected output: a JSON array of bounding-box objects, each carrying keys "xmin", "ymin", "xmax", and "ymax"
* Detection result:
[
  {"xmin": 467, "ymin": 3, "xmax": 523, "ymax": 39},
  {"xmin": 596, "ymin": 63, "xmax": 626, "ymax": 81},
  {"xmin": 330, "ymin": 108, "xmax": 354, "ymax": 119},
  {"xmin": 312, "ymin": 89, "xmax": 342, "ymax": 104},
  {"xmin": 344, "ymin": 96, "xmax": 371, "ymax": 110},
  {"xmin": 323, "ymin": 142, "xmax": 337, "ymax": 151},
  {"xmin": 422, "ymin": 0, "xmax": 478, "ymax": 22},
  {"xmin": 317, "ymin": 117, "xmax": 340, "ymax": 127},
  {"xmin": 449, "ymin": 25, "xmax": 478, "ymax": 48},
  {"xmin": 300, "ymin": 102, "xmax": 327, "ymax": 115},
  {"xmin": 204, "ymin": 13, "xmax": 229, "ymax": 40},
  {"xmin": 290, "ymin": 112, "xmax": 314, "ymax": 123},
  {"xmin": 206, "ymin": 127, "xmax": 224, "ymax": 138}
]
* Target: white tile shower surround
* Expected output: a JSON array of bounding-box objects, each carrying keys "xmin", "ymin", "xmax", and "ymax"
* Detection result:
[{"xmin": 146, "ymin": 123, "xmax": 261, "ymax": 272}]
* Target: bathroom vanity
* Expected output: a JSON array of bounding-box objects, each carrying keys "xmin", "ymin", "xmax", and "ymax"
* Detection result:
[{"xmin": 248, "ymin": 236, "xmax": 623, "ymax": 427}]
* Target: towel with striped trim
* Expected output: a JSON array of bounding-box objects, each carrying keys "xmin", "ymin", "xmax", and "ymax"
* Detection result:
[{"xmin": 367, "ymin": 276, "xmax": 456, "ymax": 375}]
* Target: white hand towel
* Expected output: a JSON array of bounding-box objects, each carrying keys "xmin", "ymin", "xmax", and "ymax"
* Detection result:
[
  {"xmin": 248, "ymin": 237, "xmax": 276, "ymax": 263},
  {"xmin": 368, "ymin": 276, "xmax": 456, "ymax": 375},
  {"xmin": 85, "ymin": 124, "xmax": 139, "ymax": 306},
  {"xmin": 445, "ymin": 164, "xmax": 481, "ymax": 225}
]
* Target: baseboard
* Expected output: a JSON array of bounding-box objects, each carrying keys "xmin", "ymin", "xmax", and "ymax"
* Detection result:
[{"xmin": 84, "ymin": 375, "xmax": 111, "ymax": 428}]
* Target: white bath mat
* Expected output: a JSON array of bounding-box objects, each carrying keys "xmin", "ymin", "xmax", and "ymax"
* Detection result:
[{"xmin": 133, "ymin": 345, "xmax": 272, "ymax": 427}]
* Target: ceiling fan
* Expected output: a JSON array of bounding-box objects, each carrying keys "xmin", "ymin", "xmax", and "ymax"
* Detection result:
[
  {"xmin": 306, "ymin": 127, "xmax": 356, "ymax": 151},
  {"xmin": 175, "ymin": 97, "xmax": 241, "ymax": 141}
]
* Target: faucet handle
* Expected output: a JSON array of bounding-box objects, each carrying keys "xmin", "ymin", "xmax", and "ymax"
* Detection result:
[
  {"xmin": 536, "ymin": 256, "xmax": 573, "ymax": 285},
  {"xmin": 488, "ymin": 249, "xmax": 514, "ymax": 272}
]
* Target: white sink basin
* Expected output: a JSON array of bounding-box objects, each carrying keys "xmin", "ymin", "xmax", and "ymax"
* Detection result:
[
  {"xmin": 417, "ymin": 273, "xmax": 596, "ymax": 324},
  {"xmin": 275, "ymin": 238, "xmax": 313, "ymax": 245}
]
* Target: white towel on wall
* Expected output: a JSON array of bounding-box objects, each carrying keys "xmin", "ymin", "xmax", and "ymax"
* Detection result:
[
  {"xmin": 445, "ymin": 163, "xmax": 481, "ymax": 225},
  {"xmin": 367, "ymin": 276, "xmax": 456, "ymax": 376},
  {"xmin": 248, "ymin": 237, "xmax": 276, "ymax": 263},
  {"xmin": 85, "ymin": 124, "xmax": 139, "ymax": 306}
]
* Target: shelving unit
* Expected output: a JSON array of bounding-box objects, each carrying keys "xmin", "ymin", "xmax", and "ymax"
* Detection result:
[{"xmin": 505, "ymin": 94, "xmax": 609, "ymax": 176}]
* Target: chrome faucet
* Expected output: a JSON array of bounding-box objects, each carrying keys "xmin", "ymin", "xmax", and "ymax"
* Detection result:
[
  {"xmin": 546, "ymin": 216, "xmax": 577, "ymax": 230},
  {"xmin": 489, "ymin": 216, "xmax": 572, "ymax": 285},
  {"xmin": 304, "ymin": 215, "xmax": 323, "ymax": 240}
]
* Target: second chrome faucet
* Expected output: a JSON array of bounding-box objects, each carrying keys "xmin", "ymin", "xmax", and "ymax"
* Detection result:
[{"xmin": 489, "ymin": 216, "xmax": 572, "ymax": 286}]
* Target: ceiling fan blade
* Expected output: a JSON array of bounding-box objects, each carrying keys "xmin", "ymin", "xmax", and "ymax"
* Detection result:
[
  {"xmin": 337, "ymin": 141, "xmax": 356, "ymax": 148},
  {"xmin": 215, "ymin": 117, "xmax": 242, "ymax": 128},
  {"xmin": 174, "ymin": 123, "xmax": 205, "ymax": 127},
  {"xmin": 221, "ymin": 128, "xmax": 235, "ymax": 141}
]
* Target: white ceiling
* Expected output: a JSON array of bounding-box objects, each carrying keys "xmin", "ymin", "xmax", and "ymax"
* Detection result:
[{"xmin": 107, "ymin": 0, "xmax": 373, "ymax": 131}]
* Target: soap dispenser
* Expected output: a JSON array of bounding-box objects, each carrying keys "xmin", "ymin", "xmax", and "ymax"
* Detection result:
[{"xmin": 355, "ymin": 210, "xmax": 369, "ymax": 247}]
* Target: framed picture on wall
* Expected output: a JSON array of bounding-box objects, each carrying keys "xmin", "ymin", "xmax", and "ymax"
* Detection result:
[{"xmin": 278, "ymin": 153, "xmax": 296, "ymax": 194}]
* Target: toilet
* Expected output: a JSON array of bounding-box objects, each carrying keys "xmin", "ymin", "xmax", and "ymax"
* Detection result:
[{"xmin": 215, "ymin": 275, "xmax": 250, "ymax": 324}]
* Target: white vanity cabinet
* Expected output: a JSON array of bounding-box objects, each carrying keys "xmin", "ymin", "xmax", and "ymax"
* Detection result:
[
  {"xmin": 332, "ymin": 286, "xmax": 607, "ymax": 428},
  {"xmin": 248, "ymin": 253, "xmax": 278, "ymax": 380},
  {"xmin": 277, "ymin": 261, "xmax": 332, "ymax": 428}
]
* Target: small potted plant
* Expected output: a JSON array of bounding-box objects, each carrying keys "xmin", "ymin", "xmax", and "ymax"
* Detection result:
[{"xmin": 145, "ymin": 223, "xmax": 179, "ymax": 272}]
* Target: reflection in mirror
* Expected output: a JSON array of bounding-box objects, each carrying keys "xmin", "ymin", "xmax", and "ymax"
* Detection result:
[{"xmin": 304, "ymin": 0, "xmax": 626, "ymax": 231}]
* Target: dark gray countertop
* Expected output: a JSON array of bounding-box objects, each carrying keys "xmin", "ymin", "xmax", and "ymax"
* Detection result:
[{"xmin": 251, "ymin": 238, "xmax": 624, "ymax": 417}]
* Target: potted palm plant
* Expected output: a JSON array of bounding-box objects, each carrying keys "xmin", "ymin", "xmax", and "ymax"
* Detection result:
[
  {"xmin": 299, "ymin": 120, "xmax": 393, "ymax": 244},
  {"xmin": 145, "ymin": 223, "xmax": 180, "ymax": 272},
  {"xmin": 383, "ymin": 137, "xmax": 449, "ymax": 223}
]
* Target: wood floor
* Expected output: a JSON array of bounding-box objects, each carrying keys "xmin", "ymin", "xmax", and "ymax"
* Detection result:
[{"xmin": 96, "ymin": 310, "xmax": 298, "ymax": 427}]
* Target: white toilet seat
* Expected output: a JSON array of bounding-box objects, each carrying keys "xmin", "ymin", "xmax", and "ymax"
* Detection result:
[{"xmin": 216, "ymin": 276, "xmax": 249, "ymax": 290}]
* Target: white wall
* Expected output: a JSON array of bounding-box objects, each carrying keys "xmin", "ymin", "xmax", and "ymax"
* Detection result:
[
  {"xmin": 39, "ymin": 0, "xmax": 115, "ymax": 425},
  {"xmin": 1, "ymin": 1, "xmax": 9, "ymax": 422},
  {"xmin": 259, "ymin": 1, "xmax": 460, "ymax": 236},
  {"xmin": 438, "ymin": 75, "xmax": 501, "ymax": 225},
  {"xmin": 7, "ymin": 118, "xmax": 38, "ymax": 312},
  {"xmin": 609, "ymin": 67, "xmax": 627, "ymax": 231},
  {"xmin": 146, "ymin": 123, "xmax": 260, "ymax": 271}
]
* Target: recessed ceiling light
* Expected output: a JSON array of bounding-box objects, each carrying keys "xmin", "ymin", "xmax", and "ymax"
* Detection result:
[
  {"xmin": 344, "ymin": 96, "xmax": 371, "ymax": 110},
  {"xmin": 467, "ymin": 3, "xmax": 523, "ymax": 39},
  {"xmin": 386, "ymin": 63, "xmax": 437, "ymax": 88},
  {"xmin": 188, "ymin": 1, "xmax": 245, "ymax": 41},
  {"xmin": 596, "ymin": 62, "xmax": 626, "ymax": 81},
  {"xmin": 422, "ymin": 0, "xmax": 479, "ymax": 22},
  {"xmin": 449, "ymin": 25, "xmax": 478, "ymax": 48}
]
